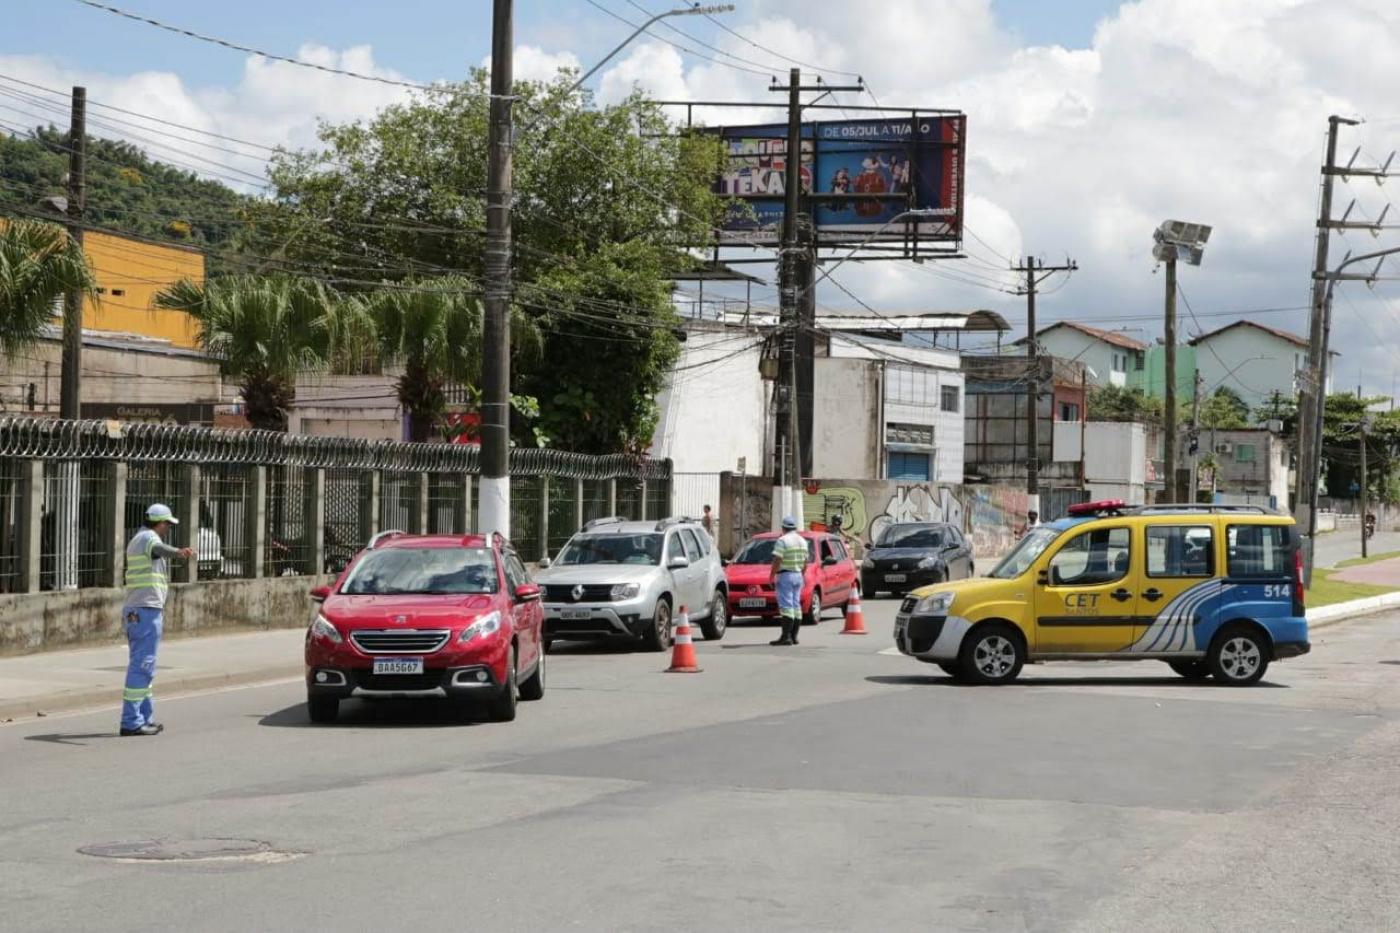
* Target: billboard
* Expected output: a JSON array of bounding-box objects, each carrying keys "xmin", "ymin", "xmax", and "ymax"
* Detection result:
[{"xmin": 712, "ymin": 114, "xmax": 965, "ymax": 245}]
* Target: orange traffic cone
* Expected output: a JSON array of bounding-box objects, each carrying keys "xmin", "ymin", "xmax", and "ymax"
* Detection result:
[
  {"xmin": 666, "ymin": 606, "xmax": 703, "ymax": 672},
  {"xmin": 840, "ymin": 590, "xmax": 868, "ymax": 635}
]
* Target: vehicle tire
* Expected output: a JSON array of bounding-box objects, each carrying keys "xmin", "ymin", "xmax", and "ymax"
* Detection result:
[
  {"xmin": 1207, "ymin": 624, "xmax": 1270, "ymax": 686},
  {"xmin": 641, "ymin": 598, "xmax": 673, "ymax": 652},
  {"xmin": 487, "ymin": 646, "xmax": 518, "ymax": 721},
  {"xmin": 519, "ymin": 646, "xmax": 545, "ymax": 701},
  {"xmin": 958, "ymin": 624, "xmax": 1025, "ymax": 685},
  {"xmin": 803, "ymin": 588, "xmax": 822, "ymax": 625},
  {"xmin": 937, "ymin": 661, "xmax": 964, "ymax": 680},
  {"xmin": 307, "ymin": 695, "xmax": 338, "ymax": 724},
  {"xmin": 1168, "ymin": 659, "xmax": 1211, "ymax": 681},
  {"xmin": 861, "ymin": 575, "xmax": 877, "ymax": 598},
  {"xmin": 700, "ymin": 590, "xmax": 728, "ymax": 641}
]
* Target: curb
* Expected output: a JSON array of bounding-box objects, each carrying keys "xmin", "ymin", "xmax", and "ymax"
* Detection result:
[
  {"xmin": 0, "ymin": 663, "xmax": 304, "ymax": 723},
  {"xmin": 1307, "ymin": 591, "xmax": 1400, "ymax": 630}
]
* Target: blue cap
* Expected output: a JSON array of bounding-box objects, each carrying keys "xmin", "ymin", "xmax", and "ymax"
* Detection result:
[{"xmin": 781, "ymin": 515, "xmax": 798, "ymax": 530}]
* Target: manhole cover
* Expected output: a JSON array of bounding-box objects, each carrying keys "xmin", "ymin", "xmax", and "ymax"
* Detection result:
[{"xmin": 78, "ymin": 839, "xmax": 288, "ymax": 862}]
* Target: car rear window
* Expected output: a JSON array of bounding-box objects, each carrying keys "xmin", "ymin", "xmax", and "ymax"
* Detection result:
[
  {"xmin": 341, "ymin": 547, "xmax": 499, "ymax": 595},
  {"xmin": 1227, "ymin": 524, "xmax": 1290, "ymax": 577}
]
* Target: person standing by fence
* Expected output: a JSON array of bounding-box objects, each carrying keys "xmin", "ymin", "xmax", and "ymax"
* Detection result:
[
  {"xmin": 119, "ymin": 504, "xmax": 193, "ymax": 737},
  {"xmin": 769, "ymin": 515, "xmax": 809, "ymax": 647}
]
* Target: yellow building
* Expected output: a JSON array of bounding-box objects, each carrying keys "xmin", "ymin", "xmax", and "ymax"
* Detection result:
[{"xmin": 80, "ymin": 230, "xmax": 205, "ymax": 349}]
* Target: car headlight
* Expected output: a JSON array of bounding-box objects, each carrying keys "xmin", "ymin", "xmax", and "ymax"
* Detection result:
[
  {"xmin": 917, "ymin": 557, "xmax": 938, "ymax": 569},
  {"xmin": 459, "ymin": 611, "xmax": 503, "ymax": 643},
  {"xmin": 861, "ymin": 557, "xmax": 874, "ymax": 569},
  {"xmin": 610, "ymin": 583, "xmax": 641, "ymax": 600},
  {"xmin": 310, "ymin": 615, "xmax": 342, "ymax": 644},
  {"xmin": 914, "ymin": 592, "xmax": 955, "ymax": 615}
]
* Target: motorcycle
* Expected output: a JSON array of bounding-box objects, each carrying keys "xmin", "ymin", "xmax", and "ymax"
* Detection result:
[{"xmin": 1364, "ymin": 512, "xmax": 1377, "ymax": 540}]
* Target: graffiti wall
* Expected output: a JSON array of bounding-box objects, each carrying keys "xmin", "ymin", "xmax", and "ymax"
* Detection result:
[
  {"xmin": 964, "ymin": 485, "xmax": 1029, "ymax": 560},
  {"xmin": 800, "ymin": 479, "xmax": 964, "ymax": 547}
]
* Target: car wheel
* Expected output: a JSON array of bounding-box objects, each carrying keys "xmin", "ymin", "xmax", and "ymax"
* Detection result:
[
  {"xmin": 1207, "ymin": 624, "xmax": 1270, "ymax": 686},
  {"xmin": 958, "ymin": 624, "xmax": 1025, "ymax": 685},
  {"xmin": 519, "ymin": 646, "xmax": 545, "ymax": 701},
  {"xmin": 861, "ymin": 575, "xmax": 876, "ymax": 598},
  {"xmin": 1167, "ymin": 659, "xmax": 1211, "ymax": 681},
  {"xmin": 307, "ymin": 695, "xmax": 338, "ymax": 724},
  {"xmin": 487, "ymin": 646, "xmax": 518, "ymax": 721},
  {"xmin": 937, "ymin": 661, "xmax": 964, "ymax": 680},
  {"xmin": 700, "ymin": 590, "xmax": 727, "ymax": 641},
  {"xmin": 802, "ymin": 588, "xmax": 822, "ymax": 625},
  {"xmin": 641, "ymin": 599, "xmax": 673, "ymax": 652}
]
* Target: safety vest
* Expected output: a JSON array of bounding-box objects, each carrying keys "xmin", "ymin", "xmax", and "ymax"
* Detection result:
[
  {"xmin": 776, "ymin": 532, "xmax": 808, "ymax": 573},
  {"xmin": 124, "ymin": 529, "xmax": 169, "ymax": 608}
]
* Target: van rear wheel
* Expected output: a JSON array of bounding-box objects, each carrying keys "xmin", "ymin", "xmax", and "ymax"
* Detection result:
[{"xmin": 1208, "ymin": 625, "xmax": 1270, "ymax": 686}]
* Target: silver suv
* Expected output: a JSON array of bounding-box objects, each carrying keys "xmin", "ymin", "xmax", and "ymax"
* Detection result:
[{"xmin": 535, "ymin": 517, "xmax": 728, "ymax": 651}]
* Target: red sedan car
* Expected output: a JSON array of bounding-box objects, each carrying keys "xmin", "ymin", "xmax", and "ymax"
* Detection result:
[
  {"xmin": 725, "ymin": 531, "xmax": 860, "ymax": 624},
  {"xmin": 304, "ymin": 531, "xmax": 545, "ymax": 724}
]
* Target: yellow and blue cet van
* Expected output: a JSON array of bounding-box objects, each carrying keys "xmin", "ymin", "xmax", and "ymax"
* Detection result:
[{"xmin": 894, "ymin": 501, "xmax": 1310, "ymax": 686}]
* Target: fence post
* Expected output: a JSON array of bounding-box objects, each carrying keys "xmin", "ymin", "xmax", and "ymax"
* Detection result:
[
  {"xmin": 417, "ymin": 473, "xmax": 430, "ymax": 535},
  {"xmin": 639, "ymin": 479, "xmax": 648, "ymax": 521},
  {"xmin": 17, "ymin": 459, "xmax": 42, "ymax": 594},
  {"xmin": 539, "ymin": 477, "xmax": 551, "ymax": 561},
  {"xmin": 574, "ymin": 478, "xmax": 585, "ymax": 531},
  {"xmin": 247, "ymin": 465, "xmax": 267, "ymax": 579},
  {"xmin": 103, "ymin": 461, "xmax": 127, "ymax": 588},
  {"xmin": 360, "ymin": 470, "xmax": 380, "ymax": 542},
  {"xmin": 607, "ymin": 478, "xmax": 617, "ymax": 517},
  {"xmin": 177, "ymin": 464, "xmax": 201, "ymax": 583},
  {"xmin": 305, "ymin": 467, "xmax": 325, "ymax": 575},
  {"xmin": 460, "ymin": 473, "xmax": 473, "ymax": 533}
]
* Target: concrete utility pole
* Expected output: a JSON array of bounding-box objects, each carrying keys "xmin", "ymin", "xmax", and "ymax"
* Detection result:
[
  {"xmin": 1360, "ymin": 416, "xmax": 1370, "ymax": 560},
  {"xmin": 1012, "ymin": 255, "xmax": 1077, "ymax": 507},
  {"xmin": 60, "ymin": 86, "xmax": 86, "ymax": 420},
  {"xmin": 479, "ymin": 0, "xmax": 514, "ymax": 538},
  {"xmin": 1162, "ymin": 255, "xmax": 1178, "ymax": 502},
  {"xmin": 1188, "ymin": 369, "xmax": 1203, "ymax": 503}
]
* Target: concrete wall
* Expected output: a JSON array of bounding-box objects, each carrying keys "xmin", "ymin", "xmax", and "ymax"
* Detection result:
[
  {"xmin": 1135, "ymin": 345, "xmax": 1198, "ymax": 401},
  {"xmin": 651, "ymin": 325, "xmax": 767, "ymax": 474},
  {"xmin": 290, "ymin": 373, "xmax": 406, "ymax": 441},
  {"xmin": 82, "ymin": 230, "xmax": 205, "ymax": 349},
  {"xmin": 1035, "ymin": 329, "xmax": 1131, "ymax": 388},
  {"xmin": 0, "ymin": 574, "xmax": 330, "ymax": 657},
  {"xmin": 1206, "ymin": 429, "xmax": 1289, "ymax": 507},
  {"xmin": 1192, "ymin": 327, "xmax": 1313, "ymax": 409},
  {"xmin": 811, "ymin": 358, "xmax": 879, "ymax": 479},
  {"xmin": 1054, "ymin": 421, "xmax": 1148, "ymax": 502}
]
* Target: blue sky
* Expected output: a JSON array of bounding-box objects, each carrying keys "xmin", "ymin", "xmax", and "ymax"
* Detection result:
[{"xmin": 4, "ymin": 0, "xmax": 1119, "ymax": 88}]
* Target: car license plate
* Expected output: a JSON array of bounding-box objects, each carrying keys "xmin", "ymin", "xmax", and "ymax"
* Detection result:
[
  {"xmin": 739, "ymin": 597, "xmax": 767, "ymax": 608},
  {"xmin": 885, "ymin": 573, "xmax": 907, "ymax": 583},
  {"xmin": 560, "ymin": 609, "xmax": 592, "ymax": 621},
  {"xmin": 372, "ymin": 657, "xmax": 423, "ymax": 675}
]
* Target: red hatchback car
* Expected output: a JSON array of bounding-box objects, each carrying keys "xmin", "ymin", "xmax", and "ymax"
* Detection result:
[
  {"xmin": 725, "ymin": 531, "xmax": 860, "ymax": 624},
  {"xmin": 304, "ymin": 531, "xmax": 545, "ymax": 724}
]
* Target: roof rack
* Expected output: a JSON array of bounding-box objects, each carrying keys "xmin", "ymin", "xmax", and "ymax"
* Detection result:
[
  {"xmin": 368, "ymin": 529, "xmax": 407, "ymax": 548},
  {"xmin": 1135, "ymin": 504, "xmax": 1275, "ymax": 515},
  {"xmin": 582, "ymin": 516, "xmax": 627, "ymax": 531},
  {"xmin": 653, "ymin": 516, "xmax": 697, "ymax": 531}
]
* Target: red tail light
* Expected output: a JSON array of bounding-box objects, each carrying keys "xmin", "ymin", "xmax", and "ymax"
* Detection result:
[{"xmin": 1293, "ymin": 547, "xmax": 1306, "ymax": 610}]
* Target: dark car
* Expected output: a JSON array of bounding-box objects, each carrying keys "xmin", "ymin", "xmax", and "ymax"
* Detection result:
[{"xmin": 861, "ymin": 522, "xmax": 973, "ymax": 597}]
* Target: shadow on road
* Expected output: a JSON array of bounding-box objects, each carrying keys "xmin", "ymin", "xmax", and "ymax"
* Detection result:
[
  {"xmin": 864, "ymin": 674, "xmax": 1290, "ymax": 689},
  {"xmin": 24, "ymin": 732, "xmax": 120, "ymax": 746},
  {"xmin": 257, "ymin": 700, "xmax": 487, "ymax": 729}
]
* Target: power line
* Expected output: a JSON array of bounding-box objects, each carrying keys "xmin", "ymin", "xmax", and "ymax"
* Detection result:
[{"xmin": 582, "ymin": 0, "xmax": 772, "ymax": 78}]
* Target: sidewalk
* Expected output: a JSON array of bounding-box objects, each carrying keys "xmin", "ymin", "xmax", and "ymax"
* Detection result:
[
  {"xmin": 1328, "ymin": 555, "xmax": 1400, "ymax": 587},
  {"xmin": 0, "ymin": 628, "xmax": 304, "ymax": 722}
]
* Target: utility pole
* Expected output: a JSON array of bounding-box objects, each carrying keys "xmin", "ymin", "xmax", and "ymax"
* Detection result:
[
  {"xmin": 1163, "ymin": 255, "xmax": 1178, "ymax": 502},
  {"xmin": 60, "ymin": 86, "xmax": 86, "ymax": 420},
  {"xmin": 1012, "ymin": 255, "xmax": 1077, "ymax": 509},
  {"xmin": 1359, "ymin": 417, "xmax": 1370, "ymax": 559},
  {"xmin": 1188, "ymin": 370, "xmax": 1203, "ymax": 503},
  {"xmin": 480, "ymin": 0, "xmax": 513, "ymax": 538},
  {"xmin": 769, "ymin": 67, "xmax": 804, "ymax": 529}
]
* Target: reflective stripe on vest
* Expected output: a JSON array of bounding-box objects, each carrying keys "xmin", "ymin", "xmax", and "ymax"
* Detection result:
[
  {"xmin": 124, "ymin": 554, "xmax": 167, "ymax": 591},
  {"xmin": 778, "ymin": 537, "xmax": 806, "ymax": 573}
]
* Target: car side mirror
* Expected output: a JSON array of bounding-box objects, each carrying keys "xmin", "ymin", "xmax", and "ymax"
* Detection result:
[
  {"xmin": 721, "ymin": 558, "xmax": 730, "ymax": 566},
  {"xmin": 309, "ymin": 585, "xmax": 331, "ymax": 603},
  {"xmin": 538, "ymin": 557, "xmax": 552, "ymax": 570},
  {"xmin": 668, "ymin": 556, "xmax": 690, "ymax": 570},
  {"xmin": 822, "ymin": 556, "xmax": 837, "ymax": 566},
  {"xmin": 1036, "ymin": 570, "xmax": 1049, "ymax": 586},
  {"xmin": 514, "ymin": 583, "xmax": 542, "ymax": 602}
]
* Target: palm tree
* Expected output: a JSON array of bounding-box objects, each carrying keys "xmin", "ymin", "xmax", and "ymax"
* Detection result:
[
  {"xmin": 360, "ymin": 278, "xmax": 538, "ymax": 443},
  {"xmin": 154, "ymin": 275, "xmax": 338, "ymax": 431},
  {"xmin": 0, "ymin": 219, "xmax": 95, "ymax": 359}
]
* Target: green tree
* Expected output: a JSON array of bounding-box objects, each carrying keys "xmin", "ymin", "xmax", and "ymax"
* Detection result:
[
  {"xmin": 0, "ymin": 218, "xmax": 95, "ymax": 358},
  {"xmin": 1088, "ymin": 385, "xmax": 1163, "ymax": 423},
  {"xmin": 239, "ymin": 71, "xmax": 725, "ymax": 453},
  {"xmin": 1199, "ymin": 386, "xmax": 1249, "ymax": 429},
  {"xmin": 1318, "ymin": 393, "xmax": 1400, "ymax": 504},
  {"xmin": 153, "ymin": 275, "xmax": 339, "ymax": 431}
]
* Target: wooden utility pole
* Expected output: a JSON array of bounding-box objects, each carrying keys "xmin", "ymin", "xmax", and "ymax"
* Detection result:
[
  {"xmin": 1013, "ymin": 255, "xmax": 1078, "ymax": 508},
  {"xmin": 1163, "ymin": 256, "xmax": 1179, "ymax": 502},
  {"xmin": 60, "ymin": 86, "xmax": 86, "ymax": 420}
]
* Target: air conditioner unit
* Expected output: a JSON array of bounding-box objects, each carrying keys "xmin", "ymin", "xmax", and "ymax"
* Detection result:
[{"xmin": 1215, "ymin": 442, "xmax": 1234, "ymax": 455}]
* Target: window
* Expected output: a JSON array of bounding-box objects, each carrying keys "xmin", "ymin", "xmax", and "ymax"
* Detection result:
[
  {"xmin": 694, "ymin": 528, "xmax": 712, "ymax": 555},
  {"xmin": 680, "ymin": 529, "xmax": 703, "ymax": 563},
  {"xmin": 887, "ymin": 451, "xmax": 931, "ymax": 481},
  {"xmin": 341, "ymin": 547, "xmax": 499, "ymax": 595},
  {"xmin": 820, "ymin": 539, "xmax": 835, "ymax": 563},
  {"xmin": 557, "ymin": 534, "xmax": 662, "ymax": 566},
  {"xmin": 885, "ymin": 422, "xmax": 933, "ymax": 446},
  {"xmin": 504, "ymin": 553, "xmax": 530, "ymax": 591},
  {"xmin": 1047, "ymin": 527, "xmax": 1131, "ymax": 586},
  {"xmin": 1060, "ymin": 402, "xmax": 1080, "ymax": 421},
  {"xmin": 1146, "ymin": 525, "xmax": 1214, "ymax": 577},
  {"xmin": 941, "ymin": 385, "xmax": 960, "ymax": 413},
  {"xmin": 1236, "ymin": 443, "xmax": 1256, "ymax": 463},
  {"xmin": 1227, "ymin": 525, "xmax": 1290, "ymax": 577},
  {"xmin": 1111, "ymin": 353, "xmax": 1125, "ymax": 373},
  {"xmin": 832, "ymin": 540, "xmax": 849, "ymax": 561},
  {"xmin": 1134, "ymin": 353, "xmax": 1144, "ymax": 372}
]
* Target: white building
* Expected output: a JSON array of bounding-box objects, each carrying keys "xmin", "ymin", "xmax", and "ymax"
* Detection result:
[
  {"xmin": 1189, "ymin": 321, "xmax": 1335, "ymax": 410},
  {"xmin": 1013, "ymin": 321, "xmax": 1147, "ymax": 388}
]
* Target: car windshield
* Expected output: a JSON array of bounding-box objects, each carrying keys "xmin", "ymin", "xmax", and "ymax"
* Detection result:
[
  {"xmin": 987, "ymin": 527, "xmax": 1061, "ymax": 579},
  {"xmin": 877, "ymin": 525, "xmax": 945, "ymax": 548},
  {"xmin": 341, "ymin": 547, "xmax": 498, "ymax": 595},
  {"xmin": 557, "ymin": 533, "xmax": 662, "ymax": 566},
  {"xmin": 733, "ymin": 538, "xmax": 816, "ymax": 564}
]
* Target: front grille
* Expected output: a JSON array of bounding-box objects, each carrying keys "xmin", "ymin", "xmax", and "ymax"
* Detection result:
[
  {"xmin": 544, "ymin": 584, "xmax": 619, "ymax": 603},
  {"xmin": 908, "ymin": 617, "xmax": 945, "ymax": 654},
  {"xmin": 351, "ymin": 670, "xmax": 446, "ymax": 691},
  {"xmin": 350, "ymin": 629, "xmax": 451, "ymax": 654},
  {"xmin": 900, "ymin": 597, "xmax": 918, "ymax": 614}
]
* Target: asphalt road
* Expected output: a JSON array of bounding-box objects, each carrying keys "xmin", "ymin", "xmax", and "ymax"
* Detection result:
[
  {"xmin": 1313, "ymin": 528, "xmax": 1400, "ymax": 568},
  {"xmin": 4, "ymin": 600, "xmax": 1400, "ymax": 932}
]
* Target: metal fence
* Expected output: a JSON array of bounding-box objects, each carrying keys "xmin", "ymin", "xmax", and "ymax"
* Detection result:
[
  {"xmin": 0, "ymin": 418, "xmax": 671, "ymax": 593},
  {"xmin": 671, "ymin": 472, "xmax": 721, "ymax": 522}
]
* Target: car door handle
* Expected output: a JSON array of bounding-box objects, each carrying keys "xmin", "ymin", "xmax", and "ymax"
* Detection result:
[
  {"xmin": 1142, "ymin": 588, "xmax": 1164, "ymax": 602},
  {"xmin": 1110, "ymin": 588, "xmax": 1133, "ymax": 603}
]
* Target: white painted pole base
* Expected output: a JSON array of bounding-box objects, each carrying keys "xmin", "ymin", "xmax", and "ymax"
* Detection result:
[
  {"xmin": 792, "ymin": 484, "xmax": 805, "ymax": 529},
  {"xmin": 479, "ymin": 475, "xmax": 511, "ymax": 539},
  {"xmin": 771, "ymin": 485, "xmax": 786, "ymax": 532}
]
